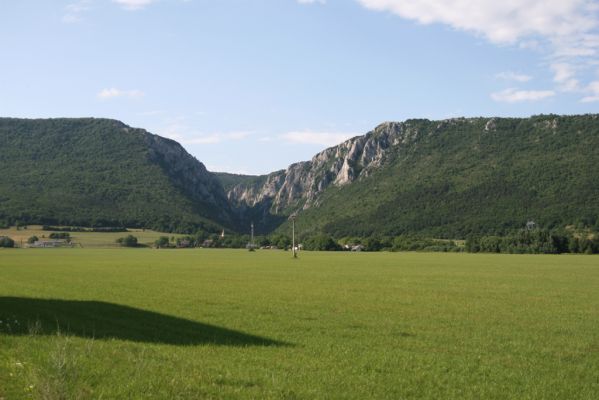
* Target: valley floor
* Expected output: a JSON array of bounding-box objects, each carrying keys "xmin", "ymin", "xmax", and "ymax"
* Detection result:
[
  {"xmin": 0, "ymin": 250, "xmax": 598, "ymax": 399},
  {"xmin": 0, "ymin": 226, "xmax": 185, "ymax": 248}
]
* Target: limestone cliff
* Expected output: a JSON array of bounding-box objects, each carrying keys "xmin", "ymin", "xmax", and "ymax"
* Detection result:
[
  {"xmin": 144, "ymin": 131, "xmax": 230, "ymax": 210},
  {"xmin": 224, "ymin": 120, "xmax": 423, "ymax": 215}
]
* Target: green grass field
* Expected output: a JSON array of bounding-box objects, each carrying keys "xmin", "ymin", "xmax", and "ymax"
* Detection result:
[
  {"xmin": 0, "ymin": 226, "xmax": 184, "ymax": 248},
  {"xmin": 1, "ymin": 249, "xmax": 598, "ymax": 399}
]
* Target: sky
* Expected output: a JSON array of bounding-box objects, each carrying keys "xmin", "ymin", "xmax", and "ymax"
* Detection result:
[{"xmin": 1, "ymin": 0, "xmax": 598, "ymax": 174}]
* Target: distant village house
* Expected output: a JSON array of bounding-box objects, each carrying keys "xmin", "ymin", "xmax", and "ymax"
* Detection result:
[{"xmin": 28, "ymin": 240, "xmax": 68, "ymax": 248}]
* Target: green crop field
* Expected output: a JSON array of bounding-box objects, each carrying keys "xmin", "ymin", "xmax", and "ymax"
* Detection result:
[{"xmin": 1, "ymin": 249, "xmax": 598, "ymax": 399}]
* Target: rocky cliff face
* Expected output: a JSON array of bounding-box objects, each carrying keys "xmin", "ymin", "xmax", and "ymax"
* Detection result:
[
  {"xmin": 142, "ymin": 131, "xmax": 235, "ymax": 225},
  {"xmin": 144, "ymin": 132, "xmax": 230, "ymax": 211},
  {"xmin": 225, "ymin": 120, "xmax": 423, "ymax": 215}
]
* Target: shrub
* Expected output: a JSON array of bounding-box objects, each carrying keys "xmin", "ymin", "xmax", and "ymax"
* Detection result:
[
  {"xmin": 49, "ymin": 232, "xmax": 70, "ymax": 240},
  {"xmin": 363, "ymin": 237, "xmax": 383, "ymax": 252},
  {"xmin": 116, "ymin": 235, "xmax": 138, "ymax": 247},
  {"xmin": 465, "ymin": 229, "xmax": 599, "ymax": 254},
  {"xmin": 0, "ymin": 237, "xmax": 15, "ymax": 248},
  {"xmin": 303, "ymin": 235, "xmax": 341, "ymax": 251},
  {"xmin": 154, "ymin": 236, "xmax": 171, "ymax": 249},
  {"xmin": 27, "ymin": 236, "xmax": 39, "ymax": 244}
]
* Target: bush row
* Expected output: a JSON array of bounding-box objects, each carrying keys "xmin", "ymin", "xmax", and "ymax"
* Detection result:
[{"xmin": 466, "ymin": 229, "xmax": 599, "ymax": 254}]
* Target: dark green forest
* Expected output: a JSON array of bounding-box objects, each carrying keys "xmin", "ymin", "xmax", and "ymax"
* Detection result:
[
  {"xmin": 283, "ymin": 115, "xmax": 599, "ymax": 238},
  {"xmin": 214, "ymin": 172, "xmax": 270, "ymax": 192},
  {"xmin": 2, "ymin": 115, "xmax": 599, "ymax": 241},
  {"xmin": 0, "ymin": 118, "xmax": 226, "ymax": 233}
]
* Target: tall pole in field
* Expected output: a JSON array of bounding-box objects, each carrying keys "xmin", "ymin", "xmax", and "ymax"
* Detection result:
[
  {"xmin": 289, "ymin": 214, "xmax": 297, "ymax": 258},
  {"xmin": 248, "ymin": 221, "xmax": 256, "ymax": 251}
]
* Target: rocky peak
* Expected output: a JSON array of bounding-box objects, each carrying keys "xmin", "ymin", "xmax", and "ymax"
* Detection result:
[{"xmin": 225, "ymin": 121, "xmax": 413, "ymax": 215}]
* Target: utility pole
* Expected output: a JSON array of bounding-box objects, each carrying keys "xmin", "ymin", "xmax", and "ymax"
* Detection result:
[
  {"xmin": 250, "ymin": 221, "xmax": 254, "ymax": 249},
  {"xmin": 289, "ymin": 214, "xmax": 297, "ymax": 258}
]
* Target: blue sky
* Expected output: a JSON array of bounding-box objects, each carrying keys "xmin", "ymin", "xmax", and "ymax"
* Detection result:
[{"xmin": 2, "ymin": 0, "xmax": 598, "ymax": 174}]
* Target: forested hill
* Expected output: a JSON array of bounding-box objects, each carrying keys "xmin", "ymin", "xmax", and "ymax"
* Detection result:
[
  {"xmin": 0, "ymin": 118, "xmax": 233, "ymax": 232},
  {"xmin": 3, "ymin": 115, "xmax": 599, "ymax": 238},
  {"xmin": 223, "ymin": 114, "xmax": 599, "ymax": 238}
]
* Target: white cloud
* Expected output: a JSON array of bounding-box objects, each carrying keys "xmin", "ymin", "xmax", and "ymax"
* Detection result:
[
  {"xmin": 226, "ymin": 131, "xmax": 252, "ymax": 141},
  {"xmin": 137, "ymin": 110, "xmax": 167, "ymax": 116},
  {"xmin": 551, "ymin": 62, "xmax": 580, "ymax": 91},
  {"xmin": 64, "ymin": 0, "xmax": 156, "ymax": 21},
  {"xmin": 62, "ymin": 15, "xmax": 81, "ymax": 23},
  {"xmin": 491, "ymin": 88, "xmax": 555, "ymax": 103},
  {"xmin": 162, "ymin": 124, "xmax": 253, "ymax": 145},
  {"xmin": 205, "ymin": 165, "xmax": 253, "ymax": 174},
  {"xmin": 179, "ymin": 132, "xmax": 252, "ymax": 144},
  {"xmin": 356, "ymin": 0, "xmax": 597, "ymax": 44},
  {"xmin": 580, "ymin": 80, "xmax": 599, "ymax": 102},
  {"xmin": 62, "ymin": 0, "xmax": 91, "ymax": 23},
  {"xmin": 356, "ymin": 0, "xmax": 599, "ymax": 102},
  {"xmin": 495, "ymin": 71, "xmax": 532, "ymax": 83},
  {"xmin": 97, "ymin": 88, "xmax": 145, "ymax": 99},
  {"xmin": 113, "ymin": 0, "xmax": 156, "ymax": 10},
  {"xmin": 182, "ymin": 135, "xmax": 222, "ymax": 144},
  {"xmin": 280, "ymin": 131, "xmax": 358, "ymax": 146}
]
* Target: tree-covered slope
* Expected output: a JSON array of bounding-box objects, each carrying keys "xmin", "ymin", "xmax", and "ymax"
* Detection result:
[
  {"xmin": 220, "ymin": 115, "xmax": 599, "ymax": 238},
  {"xmin": 0, "ymin": 118, "xmax": 232, "ymax": 232},
  {"xmin": 3, "ymin": 115, "xmax": 599, "ymax": 238},
  {"xmin": 289, "ymin": 115, "xmax": 599, "ymax": 238},
  {"xmin": 214, "ymin": 172, "xmax": 267, "ymax": 192}
]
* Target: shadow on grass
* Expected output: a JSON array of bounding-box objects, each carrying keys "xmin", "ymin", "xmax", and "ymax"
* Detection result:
[{"xmin": 0, "ymin": 297, "xmax": 288, "ymax": 347}]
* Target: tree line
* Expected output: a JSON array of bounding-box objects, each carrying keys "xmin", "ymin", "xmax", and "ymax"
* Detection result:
[{"xmin": 465, "ymin": 229, "xmax": 599, "ymax": 254}]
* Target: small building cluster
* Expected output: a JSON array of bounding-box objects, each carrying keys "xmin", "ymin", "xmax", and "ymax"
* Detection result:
[
  {"xmin": 342, "ymin": 244, "xmax": 365, "ymax": 252},
  {"xmin": 201, "ymin": 239, "xmax": 214, "ymax": 248},
  {"xmin": 176, "ymin": 239, "xmax": 192, "ymax": 248},
  {"xmin": 28, "ymin": 240, "xmax": 69, "ymax": 248}
]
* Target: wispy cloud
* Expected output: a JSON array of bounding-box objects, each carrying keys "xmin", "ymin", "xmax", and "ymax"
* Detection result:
[
  {"xmin": 491, "ymin": 88, "xmax": 555, "ymax": 103},
  {"xmin": 495, "ymin": 71, "xmax": 532, "ymax": 83},
  {"xmin": 580, "ymin": 80, "xmax": 599, "ymax": 102},
  {"xmin": 280, "ymin": 131, "xmax": 357, "ymax": 146},
  {"xmin": 63, "ymin": 0, "xmax": 157, "ymax": 22},
  {"xmin": 357, "ymin": 0, "xmax": 599, "ymax": 102},
  {"xmin": 162, "ymin": 124, "xmax": 253, "ymax": 145},
  {"xmin": 297, "ymin": 0, "xmax": 326, "ymax": 4},
  {"xmin": 551, "ymin": 62, "xmax": 581, "ymax": 92},
  {"xmin": 112, "ymin": 0, "xmax": 156, "ymax": 10},
  {"xmin": 176, "ymin": 132, "xmax": 252, "ymax": 145},
  {"xmin": 205, "ymin": 164, "xmax": 254, "ymax": 174},
  {"xmin": 137, "ymin": 110, "xmax": 167, "ymax": 116},
  {"xmin": 62, "ymin": 0, "xmax": 92, "ymax": 23},
  {"xmin": 97, "ymin": 88, "xmax": 145, "ymax": 99}
]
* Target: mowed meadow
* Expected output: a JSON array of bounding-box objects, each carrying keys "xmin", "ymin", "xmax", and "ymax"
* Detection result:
[
  {"xmin": 1, "ymin": 249, "xmax": 598, "ymax": 399},
  {"xmin": 0, "ymin": 226, "xmax": 185, "ymax": 248}
]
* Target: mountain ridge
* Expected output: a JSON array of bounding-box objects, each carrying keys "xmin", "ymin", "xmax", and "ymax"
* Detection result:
[
  {"xmin": 0, "ymin": 117, "xmax": 234, "ymax": 232},
  {"xmin": 218, "ymin": 114, "xmax": 599, "ymax": 237},
  {"xmin": 1, "ymin": 114, "xmax": 598, "ymax": 237}
]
